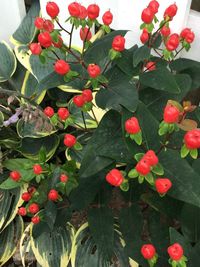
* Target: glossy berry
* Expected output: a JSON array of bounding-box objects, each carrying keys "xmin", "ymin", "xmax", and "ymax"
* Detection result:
[
  {"xmin": 141, "ymin": 244, "xmax": 156, "ymax": 260},
  {"xmin": 163, "ymin": 104, "xmax": 180, "ymax": 123},
  {"xmin": 161, "ymin": 26, "xmax": 171, "ymax": 37},
  {"xmin": 32, "ymin": 216, "xmax": 40, "ymax": 224},
  {"xmin": 29, "ymin": 43, "xmax": 42, "ymax": 55},
  {"xmin": 102, "ymin": 10, "xmax": 113, "ymax": 26},
  {"xmin": 79, "ymin": 5, "xmax": 87, "ymax": 19},
  {"xmin": 38, "ymin": 32, "xmax": 52, "ymax": 48},
  {"xmin": 148, "ymin": 0, "xmax": 159, "ymax": 14},
  {"xmin": 28, "ymin": 203, "xmax": 39, "ymax": 214},
  {"xmin": 136, "ymin": 159, "xmax": 151, "ymax": 176},
  {"xmin": 125, "ymin": 117, "xmax": 140, "ymax": 134},
  {"xmin": 80, "ymin": 27, "xmax": 92, "ymax": 41},
  {"xmin": 112, "ymin": 35, "xmax": 125, "ymax": 52},
  {"xmin": 166, "ymin": 34, "xmax": 180, "ymax": 51},
  {"xmin": 87, "ymin": 64, "xmax": 101, "ymax": 78},
  {"xmin": 10, "ymin": 171, "xmax": 21, "ymax": 181},
  {"xmin": 73, "ymin": 95, "xmax": 85, "ymax": 107},
  {"xmin": 140, "ymin": 29, "xmax": 149, "ymax": 44},
  {"xmin": 167, "ymin": 243, "xmax": 184, "ymax": 261},
  {"xmin": 164, "ymin": 4, "xmax": 178, "ymax": 19},
  {"xmin": 22, "ymin": 192, "xmax": 32, "ymax": 202},
  {"xmin": 180, "ymin": 28, "xmax": 191, "ymax": 39},
  {"xmin": 141, "ymin": 7, "xmax": 154, "ymax": 24},
  {"xmin": 54, "ymin": 60, "xmax": 70, "ymax": 75},
  {"xmin": 82, "ymin": 89, "xmax": 93, "ymax": 102},
  {"xmin": 155, "ymin": 178, "xmax": 172, "ymax": 194},
  {"xmin": 43, "ymin": 19, "xmax": 54, "ymax": 32},
  {"xmin": 185, "ymin": 31, "xmax": 195, "ymax": 43},
  {"xmin": 145, "ymin": 61, "xmax": 156, "ymax": 71},
  {"xmin": 184, "ymin": 129, "xmax": 200, "ymax": 149},
  {"xmin": 87, "ymin": 4, "xmax": 100, "ymax": 20},
  {"xmin": 60, "ymin": 174, "xmax": 69, "ymax": 183},
  {"xmin": 106, "ymin": 169, "xmax": 124, "ymax": 187},
  {"xmin": 34, "ymin": 17, "xmax": 44, "ymax": 29},
  {"xmin": 48, "ymin": 189, "xmax": 59, "ymax": 201},
  {"xmin": 53, "ymin": 35, "xmax": 63, "ymax": 48},
  {"xmin": 33, "ymin": 164, "xmax": 43, "ymax": 175},
  {"xmin": 44, "ymin": 106, "xmax": 54, "ymax": 118},
  {"xmin": 46, "ymin": 2, "xmax": 60, "ymax": 18},
  {"xmin": 143, "ymin": 150, "xmax": 158, "ymax": 166},
  {"xmin": 64, "ymin": 134, "xmax": 77, "ymax": 147},
  {"xmin": 18, "ymin": 207, "xmax": 27, "ymax": 216},
  {"xmin": 57, "ymin": 107, "xmax": 70, "ymax": 121},
  {"xmin": 68, "ymin": 2, "xmax": 80, "ymax": 17}
]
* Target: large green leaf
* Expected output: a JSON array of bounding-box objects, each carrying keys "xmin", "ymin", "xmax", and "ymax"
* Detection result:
[
  {"xmin": 0, "ymin": 42, "xmax": 17, "ymax": 82},
  {"xmin": 170, "ymin": 58, "xmax": 200, "ymax": 72},
  {"xmin": 132, "ymin": 45, "xmax": 151, "ymax": 67}
]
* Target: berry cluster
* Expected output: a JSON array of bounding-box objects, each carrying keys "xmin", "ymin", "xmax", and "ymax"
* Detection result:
[
  {"xmin": 44, "ymin": 106, "xmax": 71, "ymax": 128},
  {"xmin": 73, "ymin": 89, "xmax": 93, "ymax": 111}
]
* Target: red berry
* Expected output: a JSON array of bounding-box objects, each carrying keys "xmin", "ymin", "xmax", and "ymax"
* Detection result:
[
  {"xmin": 141, "ymin": 244, "xmax": 156, "ymax": 260},
  {"xmin": 52, "ymin": 35, "xmax": 63, "ymax": 48},
  {"xmin": 73, "ymin": 95, "xmax": 85, "ymax": 107},
  {"xmin": 44, "ymin": 106, "xmax": 54, "ymax": 118},
  {"xmin": 34, "ymin": 17, "xmax": 44, "ymax": 29},
  {"xmin": 68, "ymin": 2, "xmax": 80, "ymax": 17},
  {"xmin": 18, "ymin": 207, "xmax": 27, "ymax": 216},
  {"xmin": 10, "ymin": 171, "xmax": 21, "ymax": 182},
  {"xmin": 57, "ymin": 107, "xmax": 70, "ymax": 121},
  {"xmin": 112, "ymin": 35, "xmax": 125, "ymax": 52},
  {"xmin": 161, "ymin": 26, "xmax": 171, "ymax": 37},
  {"xmin": 28, "ymin": 203, "xmax": 39, "ymax": 214},
  {"xmin": 87, "ymin": 4, "xmax": 100, "ymax": 20},
  {"xmin": 22, "ymin": 192, "xmax": 32, "ymax": 202},
  {"xmin": 38, "ymin": 32, "xmax": 52, "ymax": 48},
  {"xmin": 155, "ymin": 178, "xmax": 172, "ymax": 194},
  {"xmin": 164, "ymin": 4, "xmax": 178, "ymax": 19},
  {"xmin": 28, "ymin": 187, "xmax": 36, "ymax": 196},
  {"xmin": 87, "ymin": 64, "xmax": 101, "ymax": 78},
  {"xmin": 141, "ymin": 7, "xmax": 154, "ymax": 24},
  {"xmin": 180, "ymin": 28, "xmax": 191, "ymax": 39},
  {"xmin": 79, "ymin": 5, "xmax": 87, "ymax": 19},
  {"xmin": 185, "ymin": 31, "xmax": 195, "ymax": 43},
  {"xmin": 136, "ymin": 159, "xmax": 151, "ymax": 176},
  {"xmin": 166, "ymin": 34, "xmax": 180, "ymax": 51},
  {"xmin": 60, "ymin": 174, "xmax": 69, "ymax": 183},
  {"xmin": 106, "ymin": 169, "xmax": 124, "ymax": 187},
  {"xmin": 143, "ymin": 150, "xmax": 158, "ymax": 166},
  {"xmin": 163, "ymin": 104, "xmax": 180, "ymax": 123},
  {"xmin": 64, "ymin": 134, "xmax": 77, "ymax": 147},
  {"xmin": 167, "ymin": 243, "xmax": 184, "ymax": 261},
  {"xmin": 102, "ymin": 10, "xmax": 113, "ymax": 26},
  {"xmin": 184, "ymin": 129, "xmax": 200, "ymax": 149},
  {"xmin": 54, "ymin": 60, "xmax": 70, "ymax": 75},
  {"xmin": 148, "ymin": 0, "xmax": 159, "ymax": 14},
  {"xmin": 46, "ymin": 2, "xmax": 60, "ymax": 18},
  {"xmin": 125, "ymin": 117, "xmax": 140, "ymax": 134},
  {"xmin": 145, "ymin": 61, "xmax": 156, "ymax": 71},
  {"xmin": 80, "ymin": 27, "xmax": 92, "ymax": 41},
  {"xmin": 29, "ymin": 43, "xmax": 42, "ymax": 55},
  {"xmin": 43, "ymin": 19, "xmax": 54, "ymax": 32},
  {"xmin": 140, "ymin": 29, "xmax": 149, "ymax": 44},
  {"xmin": 48, "ymin": 189, "xmax": 59, "ymax": 201},
  {"xmin": 33, "ymin": 164, "xmax": 43, "ymax": 175},
  {"xmin": 31, "ymin": 216, "xmax": 40, "ymax": 224},
  {"xmin": 82, "ymin": 89, "xmax": 93, "ymax": 102}
]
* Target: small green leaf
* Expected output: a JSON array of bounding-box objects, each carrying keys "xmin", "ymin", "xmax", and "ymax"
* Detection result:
[
  {"xmin": 120, "ymin": 179, "xmax": 129, "ymax": 191},
  {"xmin": 151, "ymin": 163, "xmax": 164, "ymax": 176},
  {"xmin": 74, "ymin": 141, "xmax": 83, "ymax": 151},
  {"xmin": 190, "ymin": 149, "xmax": 198, "ymax": 159},
  {"xmin": 128, "ymin": 168, "xmax": 139, "ymax": 178},
  {"xmin": 134, "ymin": 153, "xmax": 144, "ymax": 162},
  {"xmin": 133, "ymin": 131, "xmax": 142, "ymax": 145},
  {"xmin": 180, "ymin": 144, "xmax": 190, "ymax": 158},
  {"xmin": 145, "ymin": 172, "xmax": 155, "ymax": 185},
  {"xmin": 138, "ymin": 175, "xmax": 144, "ymax": 184},
  {"xmin": 0, "ymin": 178, "xmax": 22, "ymax": 189}
]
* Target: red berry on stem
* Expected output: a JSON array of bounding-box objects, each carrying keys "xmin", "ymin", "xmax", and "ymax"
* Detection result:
[
  {"xmin": 73, "ymin": 95, "xmax": 85, "ymax": 107},
  {"xmin": 48, "ymin": 189, "xmax": 59, "ymax": 201},
  {"xmin": 80, "ymin": 27, "xmax": 92, "ymax": 41},
  {"xmin": 82, "ymin": 89, "xmax": 93, "ymax": 102},
  {"xmin": 64, "ymin": 134, "xmax": 77, "ymax": 147},
  {"xmin": 155, "ymin": 178, "xmax": 172, "ymax": 194},
  {"xmin": 79, "ymin": 5, "xmax": 87, "ymax": 19},
  {"xmin": 10, "ymin": 171, "xmax": 21, "ymax": 181},
  {"xmin": 163, "ymin": 104, "xmax": 180, "ymax": 123},
  {"xmin": 18, "ymin": 207, "xmax": 27, "ymax": 216},
  {"xmin": 38, "ymin": 32, "xmax": 52, "ymax": 48},
  {"xmin": 29, "ymin": 43, "xmax": 42, "ymax": 55},
  {"xmin": 185, "ymin": 31, "xmax": 195, "ymax": 43},
  {"xmin": 148, "ymin": 0, "xmax": 159, "ymax": 14},
  {"xmin": 140, "ymin": 29, "xmax": 149, "ymax": 44},
  {"xmin": 33, "ymin": 164, "xmax": 43, "ymax": 175},
  {"xmin": 22, "ymin": 192, "xmax": 32, "ymax": 202},
  {"xmin": 32, "ymin": 216, "xmax": 40, "ymax": 224},
  {"xmin": 54, "ymin": 60, "xmax": 70, "ymax": 75},
  {"xmin": 161, "ymin": 26, "xmax": 171, "ymax": 37},
  {"xmin": 68, "ymin": 2, "xmax": 80, "ymax": 17},
  {"xmin": 28, "ymin": 203, "xmax": 39, "ymax": 214},
  {"xmin": 145, "ymin": 61, "xmax": 156, "ymax": 71},
  {"xmin": 112, "ymin": 35, "xmax": 125, "ymax": 52},
  {"xmin": 106, "ymin": 169, "xmax": 124, "ymax": 187},
  {"xmin": 60, "ymin": 174, "xmax": 69, "ymax": 183},
  {"xmin": 166, "ymin": 34, "xmax": 180, "ymax": 51},
  {"xmin": 58, "ymin": 107, "xmax": 70, "ymax": 121},
  {"xmin": 46, "ymin": 2, "xmax": 60, "ymax": 18},
  {"xmin": 87, "ymin": 64, "xmax": 101, "ymax": 78},
  {"xmin": 102, "ymin": 10, "xmax": 113, "ymax": 26},
  {"xmin": 43, "ymin": 19, "xmax": 54, "ymax": 32},
  {"xmin": 34, "ymin": 17, "xmax": 44, "ymax": 29},
  {"xmin": 167, "ymin": 243, "xmax": 184, "ymax": 261},
  {"xmin": 141, "ymin": 244, "xmax": 156, "ymax": 260},
  {"xmin": 87, "ymin": 4, "xmax": 100, "ymax": 20},
  {"xmin": 136, "ymin": 159, "xmax": 151, "ymax": 176},
  {"xmin": 125, "ymin": 117, "xmax": 140, "ymax": 134},
  {"xmin": 164, "ymin": 4, "xmax": 178, "ymax": 19},
  {"xmin": 180, "ymin": 28, "xmax": 191, "ymax": 39},
  {"xmin": 141, "ymin": 7, "xmax": 154, "ymax": 24},
  {"xmin": 44, "ymin": 106, "xmax": 54, "ymax": 118},
  {"xmin": 143, "ymin": 150, "xmax": 158, "ymax": 166},
  {"xmin": 184, "ymin": 129, "xmax": 200, "ymax": 149}
]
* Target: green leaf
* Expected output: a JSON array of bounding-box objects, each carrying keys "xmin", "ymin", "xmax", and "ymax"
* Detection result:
[
  {"xmin": 128, "ymin": 168, "xmax": 139, "ymax": 178},
  {"xmin": 133, "ymin": 131, "xmax": 142, "ymax": 145},
  {"xmin": 0, "ymin": 178, "xmax": 22, "ymax": 190},
  {"xmin": 73, "ymin": 141, "xmax": 83, "ymax": 151},
  {"xmin": 120, "ymin": 179, "xmax": 129, "ymax": 191},
  {"xmin": 134, "ymin": 153, "xmax": 145, "ymax": 162},
  {"xmin": 132, "ymin": 45, "xmax": 151, "ymax": 67},
  {"xmin": 151, "ymin": 163, "xmax": 164, "ymax": 176},
  {"xmin": 170, "ymin": 58, "xmax": 200, "ymax": 72},
  {"xmin": 140, "ymin": 68, "xmax": 180, "ymax": 93},
  {"xmin": 44, "ymin": 201, "xmax": 57, "ymax": 231},
  {"xmin": 190, "ymin": 149, "xmax": 198, "ymax": 159},
  {"xmin": 180, "ymin": 144, "xmax": 190, "ymax": 158},
  {"xmin": 145, "ymin": 172, "xmax": 155, "ymax": 185}
]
